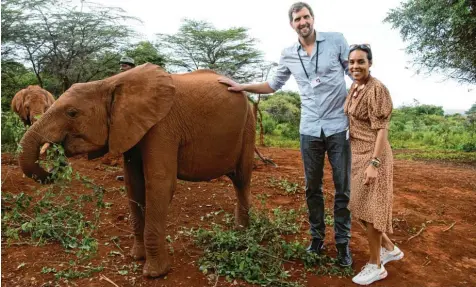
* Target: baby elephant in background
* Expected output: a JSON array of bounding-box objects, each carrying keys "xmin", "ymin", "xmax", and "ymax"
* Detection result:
[
  {"xmin": 18, "ymin": 63, "xmax": 256, "ymax": 278},
  {"xmin": 11, "ymin": 85, "xmax": 56, "ymax": 126}
]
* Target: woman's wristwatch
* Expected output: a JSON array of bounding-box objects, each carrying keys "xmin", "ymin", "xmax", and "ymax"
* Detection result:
[{"xmin": 370, "ymin": 157, "xmax": 381, "ymax": 168}]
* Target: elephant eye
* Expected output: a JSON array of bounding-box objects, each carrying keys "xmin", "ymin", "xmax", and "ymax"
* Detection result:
[{"xmin": 66, "ymin": 108, "xmax": 79, "ymax": 118}]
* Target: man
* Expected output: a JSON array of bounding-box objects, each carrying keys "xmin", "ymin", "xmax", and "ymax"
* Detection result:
[
  {"xmin": 116, "ymin": 55, "xmax": 136, "ymax": 182},
  {"xmin": 218, "ymin": 1, "xmax": 353, "ymax": 267},
  {"xmin": 119, "ymin": 56, "xmax": 136, "ymax": 72}
]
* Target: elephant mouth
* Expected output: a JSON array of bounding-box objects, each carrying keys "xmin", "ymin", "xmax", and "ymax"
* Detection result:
[{"xmin": 62, "ymin": 134, "xmax": 108, "ymax": 159}]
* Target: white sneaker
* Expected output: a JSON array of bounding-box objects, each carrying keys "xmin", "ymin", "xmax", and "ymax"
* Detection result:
[
  {"xmin": 352, "ymin": 263, "xmax": 387, "ymax": 285},
  {"xmin": 380, "ymin": 245, "xmax": 404, "ymax": 265}
]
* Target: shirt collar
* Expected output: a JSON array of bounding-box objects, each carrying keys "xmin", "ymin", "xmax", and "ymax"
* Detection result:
[{"xmin": 296, "ymin": 30, "xmax": 325, "ymax": 51}]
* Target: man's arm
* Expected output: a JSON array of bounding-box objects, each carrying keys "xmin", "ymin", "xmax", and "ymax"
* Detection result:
[
  {"xmin": 217, "ymin": 79, "xmax": 276, "ymax": 94},
  {"xmin": 338, "ymin": 33, "xmax": 353, "ymax": 81},
  {"xmin": 218, "ymin": 50, "xmax": 291, "ymax": 94}
]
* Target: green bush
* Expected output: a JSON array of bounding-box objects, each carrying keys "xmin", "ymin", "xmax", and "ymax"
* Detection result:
[
  {"xmin": 1, "ymin": 111, "xmax": 27, "ymax": 153},
  {"xmin": 462, "ymin": 142, "xmax": 476, "ymax": 152},
  {"xmin": 256, "ymin": 94, "xmax": 474, "ymax": 153},
  {"xmin": 185, "ymin": 207, "xmax": 352, "ymax": 286},
  {"xmin": 261, "ymin": 112, "xmax": 278, "ymax": 134}
]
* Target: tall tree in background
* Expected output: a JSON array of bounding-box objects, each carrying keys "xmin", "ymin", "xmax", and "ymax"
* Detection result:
[
  {"xmin": 156, "ymin": 18, "xmax": 264, "ymax": 82},
  {"xmin": 384, "ymin": 0, "xmax": 476, "ymax": 84},
  {"xmin": 1, "ymin": 0, "xmax": 140, "ymax": 95},
  {"xmin": 124, "ymin": 41, "xmax": 167, "ymax": 67}
]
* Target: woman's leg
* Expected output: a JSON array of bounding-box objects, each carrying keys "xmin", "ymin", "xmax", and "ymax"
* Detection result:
[
  {"xmin": 381, "ymin": 232, "xmax": 394, "ymax": 251},
  {"xmin": 352, "ymin": 221, "xmax": 388, "ymax": 285},
  {"xmin": 366, "ymin": 222, "xmax": 382, "ymax": 266}
]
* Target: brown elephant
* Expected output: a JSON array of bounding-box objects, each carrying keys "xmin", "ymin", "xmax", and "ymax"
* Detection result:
[
  {"xmin": 18, "ymin": 63, "xmax": 255, "ymax": 277},
  {"xmin": 11, "ymin": 85, "xmax": 56, "ymax": 126}
]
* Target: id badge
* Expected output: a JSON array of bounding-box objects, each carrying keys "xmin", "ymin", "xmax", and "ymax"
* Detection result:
[{"xmin": 310, "ymin": 77, "xmax": 321, "ymax": 88}]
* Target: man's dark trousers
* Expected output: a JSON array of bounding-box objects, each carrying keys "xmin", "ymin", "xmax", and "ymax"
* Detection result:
[{"xmin": 300, "ymin": 130, "xmax": 351, "ymax": 244}]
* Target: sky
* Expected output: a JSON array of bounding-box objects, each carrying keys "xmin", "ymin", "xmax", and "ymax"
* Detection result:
[{"xmin": 93, "ymin": 0, "xmax": 476, "ymax": 112}]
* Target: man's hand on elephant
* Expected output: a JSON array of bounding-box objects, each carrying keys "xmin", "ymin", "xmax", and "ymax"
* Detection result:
[{"xmin": 217, "ymin": 77, "xmax": 244, "ymax": 92}]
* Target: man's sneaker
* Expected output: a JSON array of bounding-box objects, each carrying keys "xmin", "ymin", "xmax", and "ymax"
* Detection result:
[
  {"xmin": 352, "ymin": 263, "xmax": 387, "ymax": 285},
  {"xmin": 380, "ymin": 245, "xmax": 404, "ymax": 265},
  {"xmin": 306, "ymin": 238, "xmax": 325, "ymax": 255},
  {"xmin": 336, "ymin": 243, "xmax": 353, "ymax": 267}
]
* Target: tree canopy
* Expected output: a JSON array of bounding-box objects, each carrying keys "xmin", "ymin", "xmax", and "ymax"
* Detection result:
[
  {"xmin": 1, "ymin": 0, "xmax": 140, "ymax": 94},
  {"xmin": 124, "ymin": 41, "xmax": 166, "ymax": 67},
  {"xmin": 384, "ymin": 0, "xmax": 476, "ymax": 84},
  {"xmin": 156, "ymin": 19, "xmax": 264, "ymax": 82}
]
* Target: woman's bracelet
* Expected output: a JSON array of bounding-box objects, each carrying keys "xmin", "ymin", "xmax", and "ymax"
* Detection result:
[{"xmin": 369, "ymin": 157, "xmax": 381, "ymax": 168}]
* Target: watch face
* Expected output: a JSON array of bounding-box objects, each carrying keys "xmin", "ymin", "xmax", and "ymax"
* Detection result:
[{"xmin": 371, "ymin": 160, "xmax": 380, "ymax": 168}]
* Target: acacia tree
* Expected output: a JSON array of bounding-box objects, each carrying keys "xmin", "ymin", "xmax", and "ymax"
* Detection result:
[
  {"xmin": 1, "ymin": 0, "xmax": 140, "ymax": 94},
  {"xmin": 156, "ymin": 18, "xmax": 264, "ymax": 83},
  {"xmin": 384, "ymin": 0, "xmax": 476, "ymax": 84},
  {"xmin": 124, "ymin": 41, "xmax": 167, "ymax": 67}
]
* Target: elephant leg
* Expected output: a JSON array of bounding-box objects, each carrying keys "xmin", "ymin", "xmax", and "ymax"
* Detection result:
[
  {"xmin": 140, "ymin": 140, "xmax": 177, "ymax": 278},
  {"xmin": 123, "ymin": 146, "xmax": 146, "ymax": 260},
  {"xmin": 228, "ymin": 123, "xmax": 255, "ymax": 229}
]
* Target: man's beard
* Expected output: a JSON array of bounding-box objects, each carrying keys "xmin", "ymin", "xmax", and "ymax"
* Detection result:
[{"xmin": 298, "ymin": 25, "xmax": 313, "ymax": 38}]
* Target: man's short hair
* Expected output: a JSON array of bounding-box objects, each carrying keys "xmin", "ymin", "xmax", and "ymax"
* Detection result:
[{"xmin": 288, "ymin": 2, "xmax": 314, "ymax": 22}]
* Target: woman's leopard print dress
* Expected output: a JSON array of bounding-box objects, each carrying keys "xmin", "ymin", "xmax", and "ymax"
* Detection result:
[{"xmin": 344, "ymin": 76, "xmax": 394, "ymax": 233}]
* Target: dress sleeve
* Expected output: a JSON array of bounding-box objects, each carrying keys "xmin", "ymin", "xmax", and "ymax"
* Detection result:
[{"xmin": 368, "ymin": 83, "xmax": 393, "ymax": 130}]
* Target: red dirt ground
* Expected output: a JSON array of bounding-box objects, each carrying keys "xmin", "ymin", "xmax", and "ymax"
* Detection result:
[{"xmin": 1, "ymin": 147, "xmax": 476, "ymax": 287}]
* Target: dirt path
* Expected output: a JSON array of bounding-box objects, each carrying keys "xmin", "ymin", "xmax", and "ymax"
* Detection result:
[{"xmin": 2, "ymin": 148, "xmax": 475, "ymax": 286}]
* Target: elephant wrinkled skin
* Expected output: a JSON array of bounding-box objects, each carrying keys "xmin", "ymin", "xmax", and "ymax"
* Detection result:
[
  {"xmin": 18, "ymin": 63, "xmax": 255, "ymax": 278},
  {"xmin": 11, "ymin": 85, "xmax": 56, "ymax": 126}
]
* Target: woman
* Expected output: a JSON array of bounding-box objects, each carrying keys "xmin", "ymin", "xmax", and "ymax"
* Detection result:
[{"xmin": 344, "ymin": 44, "xmax": 404, "ymax": 285}]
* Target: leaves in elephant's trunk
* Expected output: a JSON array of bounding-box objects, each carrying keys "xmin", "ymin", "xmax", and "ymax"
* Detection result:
[{"xmin": 38, "ymin": 144, "xmax": 73, "ymax": 183}]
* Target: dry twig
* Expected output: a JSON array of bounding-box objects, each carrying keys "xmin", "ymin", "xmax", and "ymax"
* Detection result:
[
  {"xmin": 407, "ymin": 223, "xmax": 426, "ymax": 242},
  {"xmin": 100, "ymin": 274, "xmax": 120, "ymax": 287},
  {"xmin": 443, "ymin": 222, "xmax": 456, "ymax": 232}
]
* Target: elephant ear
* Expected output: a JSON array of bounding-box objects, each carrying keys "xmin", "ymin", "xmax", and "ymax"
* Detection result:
[
  {"xmin": 43, "ymin": 90, "xmax": 55, "ymax": 110},
  {"xmin": 107, "ymin": 63, "xmax": 176, "ymax": 154},
  {"xmin": 11, "ymin": 89, "xmax": 27, "ymax": 121}
]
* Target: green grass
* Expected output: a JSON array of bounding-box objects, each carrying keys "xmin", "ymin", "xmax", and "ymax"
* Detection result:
[
  {"xmin": 261, "ymin": 134, "xmax": 299, "ymax": 149},
  {"xmin": 394, "ymin": 149, "xmax": 476, "ymax": 163}
]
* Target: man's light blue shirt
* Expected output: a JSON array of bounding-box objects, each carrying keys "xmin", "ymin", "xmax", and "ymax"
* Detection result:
[{"xmin": 268, "ymin": 31, "xmax": 352, "ymax": 138}]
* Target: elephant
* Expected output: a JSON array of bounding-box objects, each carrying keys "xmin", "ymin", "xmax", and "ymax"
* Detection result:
[
  {"xmin": 18, "ymin": 63, "xmax": 255, "ymax": 277},
  {"xmin": 11, "ymin": 85, "xmax": 56, "ymax": 126}
]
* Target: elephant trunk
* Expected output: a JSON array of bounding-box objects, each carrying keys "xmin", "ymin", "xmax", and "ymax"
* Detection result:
[{"xmin": 18, "ymin": 116, "xmax": 53, "ymax": 183}]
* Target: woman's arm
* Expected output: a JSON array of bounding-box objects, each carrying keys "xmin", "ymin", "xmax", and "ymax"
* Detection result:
[
  {"xmin": 372, "ymin": 128, "xmax": 388, "ymax": 159},
  {"xmin": 363, "ymin": 128, "xmax": 388, "ymax": 185}
]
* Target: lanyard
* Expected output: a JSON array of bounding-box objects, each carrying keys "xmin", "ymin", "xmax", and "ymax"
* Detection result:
[{"xmin": 298, "ymin": 42, "xmax": 319, "ymax": 79}]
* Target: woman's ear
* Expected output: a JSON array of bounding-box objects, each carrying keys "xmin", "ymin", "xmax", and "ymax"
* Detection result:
[{"xmin": 106, "ymin": 63, "xmax": 176, "ymax": 154}]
